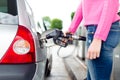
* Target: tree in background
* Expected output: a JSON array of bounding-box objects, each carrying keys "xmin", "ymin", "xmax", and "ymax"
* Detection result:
[
  {"xmin": 50, "ymin": 18, "xmax": 63, "ymax": 30},
  {"xmin": 42, "ymin": 16, "xmax": 51, "ymax": 30},
  {"xmin": 71, "ymin": 12, "xmax": 75, "ymax": 21},
  {"xmin": 37, "ymin": 16, "xmax": 63, "ymax": 30}
]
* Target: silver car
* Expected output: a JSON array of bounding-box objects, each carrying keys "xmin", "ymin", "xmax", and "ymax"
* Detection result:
[{"xmin": 0, "ymin": 0, "xmax": 52, "ymax": 80}]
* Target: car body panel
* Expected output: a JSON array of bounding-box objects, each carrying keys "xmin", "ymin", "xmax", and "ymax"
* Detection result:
[
  {"xmin": 0, "ymin": 64, "xmax": 36, "ymax": 80},
  {"xmin": 0, "ymin": 25, "xmax": 18, "ymax": 59}
]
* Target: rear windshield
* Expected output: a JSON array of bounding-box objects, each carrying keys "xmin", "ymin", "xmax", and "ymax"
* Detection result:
[{"xmin": 0, "ymin": 0, "xmax": 18, "ymax": 24}]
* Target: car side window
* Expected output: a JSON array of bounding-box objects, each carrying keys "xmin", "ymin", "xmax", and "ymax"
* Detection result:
[
  {"xmin": 0, "ymin": 0, "xmax": 17, "ymax": 15},
  {"xmin": 0, "ymin": 0, "xmax": 18, "ymax": 24},
  {"xmin": 0, "ymin": 0, "xmax": 8, "ymax": 13}
]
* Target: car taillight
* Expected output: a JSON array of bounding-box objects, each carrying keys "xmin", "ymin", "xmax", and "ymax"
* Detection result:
[{"xmin": 0, "ymin": 25, "xmax": 35, "ymax": 64}]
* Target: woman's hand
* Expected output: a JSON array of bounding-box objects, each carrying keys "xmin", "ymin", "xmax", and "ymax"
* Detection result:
[
  {"xmin": 63, "ymin": 30, "xmax": 72, "ymax": 36},
  {"xmin": 86, "ymin": 38, "xmax": 102, "ymax": 59},
  {"xmin": 63, "ymin": 30, "xmax": 73, "ymax": 38}
]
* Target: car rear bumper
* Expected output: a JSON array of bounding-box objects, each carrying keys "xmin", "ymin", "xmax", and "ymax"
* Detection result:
[{"xmin": 0, "ymin": 63, "xmax": 36, "ymax": 80}]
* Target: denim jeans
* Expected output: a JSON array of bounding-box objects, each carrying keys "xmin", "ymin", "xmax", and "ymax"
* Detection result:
[{"xmin": 86, "ymin": 21, "xmax": 120, "ymax": 80}]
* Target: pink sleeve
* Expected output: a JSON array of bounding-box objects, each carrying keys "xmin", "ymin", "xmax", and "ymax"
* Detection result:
[
  {"xmin": 94, "ymin": 0, "xmax": 119, "ymax": 41},
  {"xmin": 68, "ymin": 2, "xmax": 83, "ymax": 34}
]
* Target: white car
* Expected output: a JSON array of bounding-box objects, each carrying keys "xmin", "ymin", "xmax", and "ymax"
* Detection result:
[{"xmin": 0, "ymin": 0, "xmax": 52, "ymax": 80}]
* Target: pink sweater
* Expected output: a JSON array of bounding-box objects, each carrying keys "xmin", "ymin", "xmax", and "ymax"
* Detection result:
[{"xmin": 68, "ymin": 0, "xmax": 120, "ymax": 41}]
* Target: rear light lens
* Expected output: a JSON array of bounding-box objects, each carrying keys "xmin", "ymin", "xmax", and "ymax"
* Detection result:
[
  {"xmin": 13, "ymin": 39, "xmax": 30, "ymax": 55},
  {"xmin": 1, "ymin": 25, "xmax": 35, "ymax": 64}
]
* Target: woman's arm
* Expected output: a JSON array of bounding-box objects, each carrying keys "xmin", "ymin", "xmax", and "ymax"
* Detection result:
[
  {"xmin": 94, "ymin": 0, "xmax": 119, "ymax": 41},
  {"xmin": 68, "ymin": 2, "xmax": 83, "ymax": 34}
]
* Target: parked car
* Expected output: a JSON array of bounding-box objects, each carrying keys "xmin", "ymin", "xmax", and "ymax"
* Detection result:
[{"xmin": 0, "ymin": 0, "xmax": 52, "ymax": 80}]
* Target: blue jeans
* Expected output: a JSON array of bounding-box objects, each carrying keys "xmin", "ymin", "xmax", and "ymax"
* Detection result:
[{"xmin": 86, "ymin": 21, "xmax": 120, "ymax": 80}]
